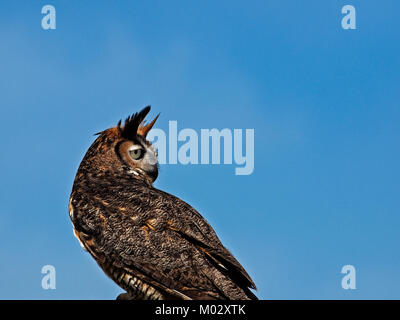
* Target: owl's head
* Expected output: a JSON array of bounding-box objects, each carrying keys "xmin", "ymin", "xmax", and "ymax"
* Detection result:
[{"xmin": 81, "ymin": 106, "xmax": 160, "ymax": 183}]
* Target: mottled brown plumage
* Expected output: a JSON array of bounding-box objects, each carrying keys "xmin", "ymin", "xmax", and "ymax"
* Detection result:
[{"xmin": 69, "ymin": 106, "xmax": 257, "ymax": 300}]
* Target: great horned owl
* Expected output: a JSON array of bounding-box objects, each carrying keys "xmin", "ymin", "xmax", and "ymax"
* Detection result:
[{"xmin": 69, "ymin": 106, "xmax": 257, "ymax": 300}]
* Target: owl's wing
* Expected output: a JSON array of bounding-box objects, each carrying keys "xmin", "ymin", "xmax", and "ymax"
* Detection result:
[
  {"xmin": 158, "ymin": 190, "xmax": 257, "ymax": 298},
  {"xmin": 71, "ymin": 188, "xmax": 257, "ymax": 300},
  {"xmin": 169, "ymin": 224, "xmax": 257, "ymax": 290}
]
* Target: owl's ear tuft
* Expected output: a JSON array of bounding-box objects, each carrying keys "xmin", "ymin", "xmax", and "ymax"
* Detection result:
[
  {"xmin": 119, "ymin": 106, "xmax": 151, "ymax": 139},
  {"xmin": 137, "ymin": 113, "xmax": 160, "ymax": 138}
]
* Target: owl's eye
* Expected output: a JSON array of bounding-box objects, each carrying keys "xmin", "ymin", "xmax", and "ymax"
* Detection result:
[{"xmin": 129, "ymin": 148, "xmax": 144, "ymax": 160}]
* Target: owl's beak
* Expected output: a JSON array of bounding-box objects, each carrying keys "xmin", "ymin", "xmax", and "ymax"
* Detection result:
[
  {"xmin": 137, "ymin": 113, "xmax": 160, "ymax": 137},
  {"xmin": 147, "ymin": 165, "xmax": 159, "ymax": 182}
]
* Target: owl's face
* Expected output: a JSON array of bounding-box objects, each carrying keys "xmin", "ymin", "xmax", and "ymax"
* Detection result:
[{"xmin": 79, "ymin": 106, "xmax": 160, "ymax": 184}]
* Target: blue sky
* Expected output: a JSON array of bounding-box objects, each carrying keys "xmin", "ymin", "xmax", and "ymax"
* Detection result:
[{"xmin": 0, "ymin": 1, "xmax": 400, "ymax": 299}]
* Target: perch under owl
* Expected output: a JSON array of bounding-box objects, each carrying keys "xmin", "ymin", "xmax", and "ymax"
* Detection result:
[{"xmin": 69, "ymin": 106, "xmax": 257, "ymax": 300}]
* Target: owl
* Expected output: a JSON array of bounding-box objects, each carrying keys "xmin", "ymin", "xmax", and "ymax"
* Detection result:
[{"xmin": 69, "ymin": 106, "xmax": 257, "ymax": 300}]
